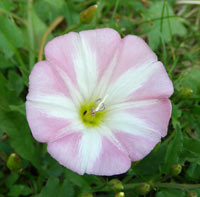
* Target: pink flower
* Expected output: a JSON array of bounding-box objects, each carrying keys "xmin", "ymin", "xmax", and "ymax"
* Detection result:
[{"xmin": 26, "ymin": 28, "xmax": 173, "ymax": 176}]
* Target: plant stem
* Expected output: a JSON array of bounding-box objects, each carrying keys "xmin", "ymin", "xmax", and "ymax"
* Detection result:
[
  {"xmin": 38, "ymin": 16, "xmax": 64, "ymax": 61},
  {"xmin": 123, "ymin": 183, "xmax": 141, "ymax": 190},
  {"xmin": 153, "ymin": 182, "xmax": 200, "ymax": 190},
  {"xmin": 93, "ymin": 182, "xmax": 200, "ymax": 192},
  {"xmin": 0, "ymin": 8, "xmax": 28, "ymax": 26},
  {"xmin": 168, "ymin": 56, "xmax": 180, "ymax": 77},
  {"xmin": 14, "ymin": 48, "xmax": 29, "ymax": 85},
  {"xmin": 112, "ymin": 0, "xmax": 120, "ymax": 20},
  {"xmin": 28, "ymin": 0, "xmax": 35, "ymax": 69},
  {"xmin": 62, "ymin": 22, "xmax": 81, "ymax": 34}
]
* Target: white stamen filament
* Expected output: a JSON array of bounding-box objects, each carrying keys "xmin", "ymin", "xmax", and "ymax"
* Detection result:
[
  {"xmin": 95, "ymin": 95, "xmax": 108, "ymax": 112},
  {"xmin": 91, "ymin": 95, "xmax": 108, "ymax": 115}
]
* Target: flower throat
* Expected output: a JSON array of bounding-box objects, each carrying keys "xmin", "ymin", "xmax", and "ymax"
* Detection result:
[{"xmin": 80, "ymin": 98, "xmax": 106, "ymax": 127}]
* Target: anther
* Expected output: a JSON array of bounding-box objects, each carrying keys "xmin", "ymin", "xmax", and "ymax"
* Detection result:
[{"xmin": 91, "ymin": 98, "xmax": 105, "ymax": 116}]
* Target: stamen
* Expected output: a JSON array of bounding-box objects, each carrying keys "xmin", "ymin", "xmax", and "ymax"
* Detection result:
[
  {"xmin": 80, "ymin": 96, "xmax": 108, "ymax": 127},
  {"xmin": 91, "ymin": 96, "xmax": 107, "ymax": 116}
]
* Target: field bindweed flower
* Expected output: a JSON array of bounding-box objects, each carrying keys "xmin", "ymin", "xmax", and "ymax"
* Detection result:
[{"xmin": 26, "ymin": 28, "xmax": 173, "ymax": 176}]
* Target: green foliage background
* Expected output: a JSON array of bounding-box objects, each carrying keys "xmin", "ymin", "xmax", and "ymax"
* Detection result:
[{"xmin": 0, "ymin": 0, "xmax": 200, "ymax": 196}]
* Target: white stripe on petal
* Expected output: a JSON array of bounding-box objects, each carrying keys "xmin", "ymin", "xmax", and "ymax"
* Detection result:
[
  {"xmin": 80, "ymin": 33, "xmax": 98, "ymax": 95},
  {"xmin": 54, "ymin": 66, "xmax": 84, "ymax": 108},
  {"xmin": 96, "ymin": 125, "xmax": 126, "ymax": 152},
  {"xmin": 107, "ymin": 99, "xmax": 160, "ymax": 113},
  {"xmin": 105, "ymin": 111, "xmax": 160, "ymax": 137},
  {"xmin": 27, "ymin": 94, "xmax": 73, "ymax": 108},
  {"xmin": 27, "ymin": 95, "xmax": 77, "ymax": 119},
  {"xmin": 93, "ymin": 51, "xmax": 119, "ymax": 99},
  {"xmin": 49, "ymin": 121, "xmax": 84, "ymax": 143},
  {"xmin": 71, "ymin": 34, "xmax": 98, "ymax": 99},
  {"xmin": 105, "ymin": 61, "xmax": 160, "ymax": 105},
  {"xmin": 79, "ymin": 130, "xmax": 102, "ymax": 173}
]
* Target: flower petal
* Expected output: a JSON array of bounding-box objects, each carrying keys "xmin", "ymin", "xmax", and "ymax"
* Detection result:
[
  {"xmin": 115, "ymin": 132, "xmax": 160, "ymax": 161},
  {"xmin": 45, "ymin": 28, "xmax": 121, "ymax": 99},
  {"xmin": 26, "ymin": 61, "xmax": 78, "ymax": 142},
  {"xmin": 78, "ymin": 28, "xmax": 121, "ymax": 80},
  {"xmin": 107, "ymin": 98, "xmax": 171, "ymax": 137},
  {"xmin": 47, "ymin": 129, "xmax": 131, "ymax": 176},
  {"xmin": 104, "ymin": 98, "xmax": 171, "ymax": 161},
  {"xmin": 26, "ymin": 103, "xmax": 71, "ymax": 142},
  {"xmin": 102, "ymin": 36, "xmax": 173, "ymax": 104},
  {"xmin": 106, "ymin": 110, "xmax": 160, "ymax": 139},
  {"xmin": 47, "ymin": 133, "xmax": 84, "ymax": 174},
  {"xmin": 94, "ymin": 35, "xmax": 158, "ymax": 100},
  {"xmin": 128, "ymin": 62, "xmax": 173, "ymax": 101},
  {"xmin": 48, "ymin": 130, "xmax": 103, "ymax": 175},
  {"xmin": 106, "ymin": 61, "xmax": 173, "ymax": 105},
  {"xmin": 90, "ymin": 136, "xmax": 131, "ymax": 176},
  {"xmin": 110, "ymin": 35, "xmax": 157, "ymax": 81},
  {"xmin": 27, "ymin": 61, "xmax": 69, "ymax": 99},
  {"xmin": 127, "ymin": 98, "xmax": 172, "ymax": 137}
]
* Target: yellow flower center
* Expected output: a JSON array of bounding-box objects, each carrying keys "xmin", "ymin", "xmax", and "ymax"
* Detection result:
[{"xmin": 79, "ymin": 98, "xmax": 106, "ymax": 127}]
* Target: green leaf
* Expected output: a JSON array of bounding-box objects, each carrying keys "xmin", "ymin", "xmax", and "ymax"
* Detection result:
[
  {"xmin": 0, "ymin": 15, "xmax": 24, "ymax": 57},
  {"xmin": 36, "ymin": 177, "xmax": 74, "ymax": 197},
  {"xmin": 183, "ymin": 138, "xmax": 200, "ymax": 156},
  {"xmin": 162, "ymin": 130, "xmax": 183, "ymax": 174},
  {"xmin": 0, "ymin": 140, "xmax": 12, "ymax": 154},
  {"xmin": 45, "ymin": 158, "xmax": 63, "ymax": 177},
  {"xmin": 34, "ymin": 0, "xmax": 71, "ymax": 25},
  {"xmin": 0, "ymin": 15, "xmax": 24, "ymax": 47},
  {"xmin": 142, "ymin": 2, "xmax": 187, "ymax": 50},
  {"xmin": 180, "ymin": 149, "xmax": 200, "ymax": 165},
  {"xmin": 0, "ymin": 0, "xmax": 16, "ymax": 11},
  {"xmin": 0, "ymin": 110, "xmax": 41, "ymax": 169},
  {"xmin": 156, "ymin": 188, "xmax": 185, "ymax": 197},
  {"xmin": 5, "ymin": 173, "xmax": 19, "ymax": 187},
  {"xmin": 0, "ymin": 30, "xmax": 13, "ymax": 57},
  {"xmin": 7, "ymin": 70, "xmax": 24, "ymax": 95},
  {"xmin": 8, "ymin": 184, "xmax": 32, "ymax": 197},
  {"xmin": 176, "ymin": 68, "xmax": 200, "ymax": 95},
  {"xmin": 186, "ymin": 163, "xmax": 200, "ymax": 181},
  {"xmin": 58, "ymin": 179, "xmax": 74, "ymax": 197},
  {"xmin": 0, "ymin": 52, "xmax": 15, "ymax": 69},
  {"xmin": 31, "ymin": 9, "xmax": 52, "ymax": 51},
  {"xmin": 64, "ymin": 169, "xmax": 91, "ymax": 191},
  {"xmin": 45, "ymin": 0, "xmax": 65, "ymax": 10},
  {"xmin": 0, "ymin": 73, "xmax": 22, "ymax": 110},
  {"xmin": 133, "ymin": 145, "xmax": 167, "ymax": 178},
  {"xmin": 171, "ymin": 104, "xmax": 182, "ymax": 129},
  {"xmin": 9, "ymin": 104, "xmax": 26, "ymax": 116},
  {"xmin": 36, "ymin": 177, "xmax": 59, "ymax": 197}
]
